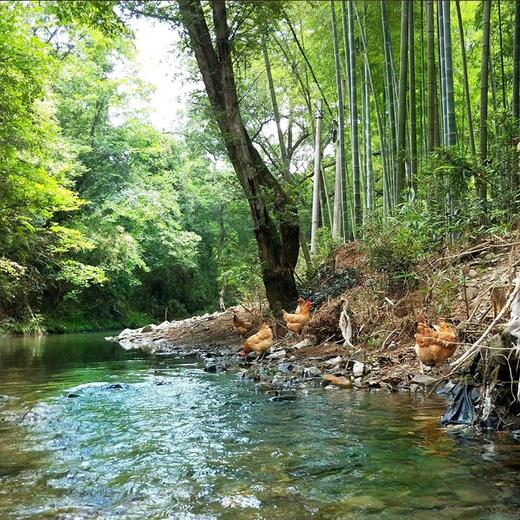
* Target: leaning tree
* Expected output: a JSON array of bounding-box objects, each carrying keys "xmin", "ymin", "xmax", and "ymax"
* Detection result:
[{"xmin": 128, "ymin": 0, "xmax": 300, "ymax": 312}]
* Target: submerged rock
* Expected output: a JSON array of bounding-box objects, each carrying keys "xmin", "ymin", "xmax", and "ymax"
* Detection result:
[
  {"xmin": 271, "ymin": 389, "xmax": 297, "ymax": 401},
  {"xmin": 322, "ymin": 374, "xmax": 353, "ymax": 389}
]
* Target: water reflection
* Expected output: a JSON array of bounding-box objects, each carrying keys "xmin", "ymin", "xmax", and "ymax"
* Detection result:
[{"xmin": 0, "ymin": 334, "xmax": 519, "ymax": 519}]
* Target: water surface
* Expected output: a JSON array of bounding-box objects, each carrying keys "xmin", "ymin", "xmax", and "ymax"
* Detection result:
[{"xmin": 1, "ymin": 333, "xmax": 519, "ymax": 519}]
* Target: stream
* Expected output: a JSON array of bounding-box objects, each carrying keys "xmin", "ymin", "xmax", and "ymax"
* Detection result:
[{"xmin": 1, "ymin": 332, "xmax": 520, "ymax": 519}]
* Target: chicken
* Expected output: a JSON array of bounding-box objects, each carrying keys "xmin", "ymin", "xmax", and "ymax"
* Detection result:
[
  {"xmin": 233, "ymin": 311, "xmax": 253, "ymax": 336},
  {"xmin": 414, "ymin": 317, "xmax": 458, "ymax": 373},
  {"xmin": 294, "ymin": 297, "xmax": 306, "ymax": 313},
  {"xmin": 282, "ymin": 299, "xmax": 313, "ymax": 335},
  {"xmin": 239, "ymin": 322, "xmax": 273, "ymax": 359}
]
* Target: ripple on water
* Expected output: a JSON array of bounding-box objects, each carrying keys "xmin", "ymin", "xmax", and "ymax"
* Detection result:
[{"xmin": 1, "ymin": 334, "xmax": 520, "ymax": 519}]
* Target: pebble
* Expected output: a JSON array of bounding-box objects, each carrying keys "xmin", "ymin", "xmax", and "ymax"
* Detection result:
[
  {"xmin": 353, "ymin": 361, "xmax": 366, "ymax": 377},
  {"xmin": 325, "ymin": 356, "xmax": 342, "ymax": 366},
  {"xmin": 303, "ymin": 366, "xmax": 322, "ymax": 378},
  {"xmin": 266, "ymin": 350, "xmax": 286, "ymax": 360}
]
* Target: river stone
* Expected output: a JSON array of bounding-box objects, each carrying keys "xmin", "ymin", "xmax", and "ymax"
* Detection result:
[
  {"xmin": 267, "ymin": 349, "xmax": 286, "ymax": 360},
  {"xmin": 292, "ymin": 338, "xmax": 314, "ymax": 350},
  {"xmin": 303, "ymin": 366, "xmax": 322, "ymax": 378},
  {"xmin": 352, "ymin": 361, "xmax": 365, "ymax": 377},
  {"xmin": 325, "ymin": 355, "xmax": 342, "ymax": 366},
  {"xmin": 271, "ymin": 389, "xmax": 297, "ymax": 401},
  {"xmin": 411, "ymin": 374, "xmax": 437, "ymax": 385},
  {"xmin": 118, "ymin": 328, "xmax": 135, "ymax": 338},
  {"xmin": 277, "ymin": 363, "xmax": 294, "ymax": 373},
  {"xmin": 141, "ymin": 324, "xmax": 155, "ymax": 333},
  {"xmin": 67, "ymin": 393, "xmax": 80, "ymax": 398},
  {"xmin": 156, "ymin": 321, "xmax": 172, "ymax": 330}
]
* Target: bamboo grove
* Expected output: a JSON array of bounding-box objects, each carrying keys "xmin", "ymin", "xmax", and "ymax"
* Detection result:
[{"xmin": 282, "ymin": 0, "xmax": 520, "ymax": 249}]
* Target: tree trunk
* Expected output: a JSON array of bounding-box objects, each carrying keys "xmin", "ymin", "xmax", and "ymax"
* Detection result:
[
  {"xmin": 426, "ymin": 0, "xmax": 439, "ymax": 152},
  {"xmin": 396, "ymin": 0, "xmax": 409, "ymax": 204},
  {"xmin": 455, "ymin": 0, "xmax": 476, "ymax": 157},
  {"xmin": 514, "ymin": 0, "xmax": 520, "ymax": 194},
  {"xmin": 443, "ymin": 0, "xmax": 456, "ymax": 146},
  {"xmin": 438, "ymin": 0, "xmax": 447, "ymax": 145},
  {"xmin": 354, "ymin": 0, "xmax": 390, "ymax": 213},
  {"xmin": 497, "ymin": 0, "xmax": 506, "ymax": 110},
  {"xmin": 177, "ymin": 0, "xmax": 299, "ymax": 312},
  {"xmin": 479, "ymin": 0, "xmax": 491, "ymax": 214},
  {"xmin": 381, "ymin": 0, "xmax": 398, "ymax": 203},
  {"xmin": 408, "ymin": 0, "xmax": 417, "ymax": 195},
  {"xmin": 262, "ymin": 41, "xmax": 288, "ymax": 174},
  {"xmin": 347, "ymin": 0, "xmax": 362, "ymax": 232},
  {"xmin": 443, "ymin": 0, "xmax": 457, "ymax": 146},
  {"xmin": 331, "ymin": 0, "xmax": 346, "ymax": 240},
  {"xmin": 514, "ymin": 0, "xmax": 520, "ymax": 121},
  {"xmin": 311, "ymin": 100, "xmax": 323, "ymax": 254}
]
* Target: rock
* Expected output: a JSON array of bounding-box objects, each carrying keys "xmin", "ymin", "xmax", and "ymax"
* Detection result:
[
  {"xmin": 411, "ymin": 374, "xmax": 437, "ymax": 386},
  {"xmin": 303, "ymin": 366, "xmax": 322, "ymax": 378},
  {"xmin": 325, "ymin": 356, "xmax": 342, "ymax": 366},
  {"xmin": 204, "ymin": 364, "xmax": 218, "ymax": 373},
  {"xmin": 465, "ymin": 287, "xmax": 478, "ymax": 301},
  {"xmin": 156, "ymin": 321, "xmax": 172, "ymax": 330},
  {"xmin": 410, "ymin": 384, "xmax": 421, "ymax": 394},
  {"xmin": 271, "ymin": 375, "xmax": 285, "ymax": 387},
  {"xmin": 108, "ymin": 383, "xmax": 124, "ymax": 390},
  {"xmin": 257, "ymin": 382, "xmax": 276, "ymax": 393},
  {"xmin": 67, "ymin": 393, "xmax": 80, "ymax": 398},
  {"xmin": 352, "ymin": 361, "xmax": 366, "ymax": 377},
  {"xmin": 292, "ymin": 338, "xmax": 315, "ymax": 350},
  {"xmin": 118, "ymin": 328, "xmax": 135, "ymax": 338},
  {"xmin": 277, "ymin": 363, "xmax": 294, "ymax": 373},
  {"xmin": 140, "ymin": 324, "xmax": 156, "ymax": 333},
  {"xmin": 322, "ymin": 374, "xmax": 353, "ymax": 389},
  {"xmin": 271, "ymin": 389, "xmax": 297, "ymax": 401},
  {"xmin": 468, "ymin": 268, "xmax": 478, "ymax": 278},
  {"xmin": 266, "ymin": 349, "xmax": 286, "ymax": 360}
]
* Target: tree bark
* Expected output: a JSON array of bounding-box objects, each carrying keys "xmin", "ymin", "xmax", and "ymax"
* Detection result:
[
  {"xmin": 455, "ymin": 0, "xmax": 476, "ymax": 157},
  {"xmin": 177, "ymin": 0, "xmax": 299, "ymax": 312},
  {"xmin": 426, "ymin": 0, "xmax": 439, "ymax": 152},
  {"xmin": 331, "ymin": 0, "xmax": 346, "ymax": 240},
  {"xmin": 514, "ymin": 0, "xmax": 520, "ymax": 121},
  {"xmin": 381, "ymin": 0, "xmax": 398, "ymax": 204},
  {"xmin": 479, "ymin": 0, "xmax": 491, "ymax": 214},
  {"xmin": 443, "ymin": 0, "xmax": 456, "ymax": 146},
  {"xmin": 396, "ymin": 0, "xmax": 409, "ymax": 204},
  {"xmin": 408, "ymin": 0, "xmax": 417, "ymax": 195},
  {"xmin": 347, "ymin": 0, "xmax": 362, "ymax": 233},
  {"xmin": 311, "ymin": 100, "xmax": 323, "ymax": 254}
]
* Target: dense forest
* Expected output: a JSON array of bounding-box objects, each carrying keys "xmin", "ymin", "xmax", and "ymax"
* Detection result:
[{"xmin": 1, "ymin": 0, "xmax": 519, "ymax": 334}]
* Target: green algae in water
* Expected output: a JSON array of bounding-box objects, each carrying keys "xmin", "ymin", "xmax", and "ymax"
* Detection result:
[{"xmin": 1, "ymin": 333, "xmax": 520, "ymax": 519}]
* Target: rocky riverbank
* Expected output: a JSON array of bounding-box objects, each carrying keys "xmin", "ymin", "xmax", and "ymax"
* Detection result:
[
  {"xmin": 107, "ymin": 233, "xmax": 520, "ymax": 430},
  {"xmin": 105, "ymin": 306, "xmax": 441, "ymax": 401}
]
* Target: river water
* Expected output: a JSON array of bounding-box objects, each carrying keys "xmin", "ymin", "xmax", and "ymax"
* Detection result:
[{"xmin": 0, "ymin": 333, "xmax": 519, "ymax": 519}]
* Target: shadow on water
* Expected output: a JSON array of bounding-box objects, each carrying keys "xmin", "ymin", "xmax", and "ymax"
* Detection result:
[{"xmin": 1, "ymin": 333, "xmax": 520, "ymax": 519}]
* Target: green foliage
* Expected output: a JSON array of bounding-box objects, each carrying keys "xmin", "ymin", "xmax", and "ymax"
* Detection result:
[{"xmin": 363, "ymin": 205, "xmax": 435, "ymax": 294}]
